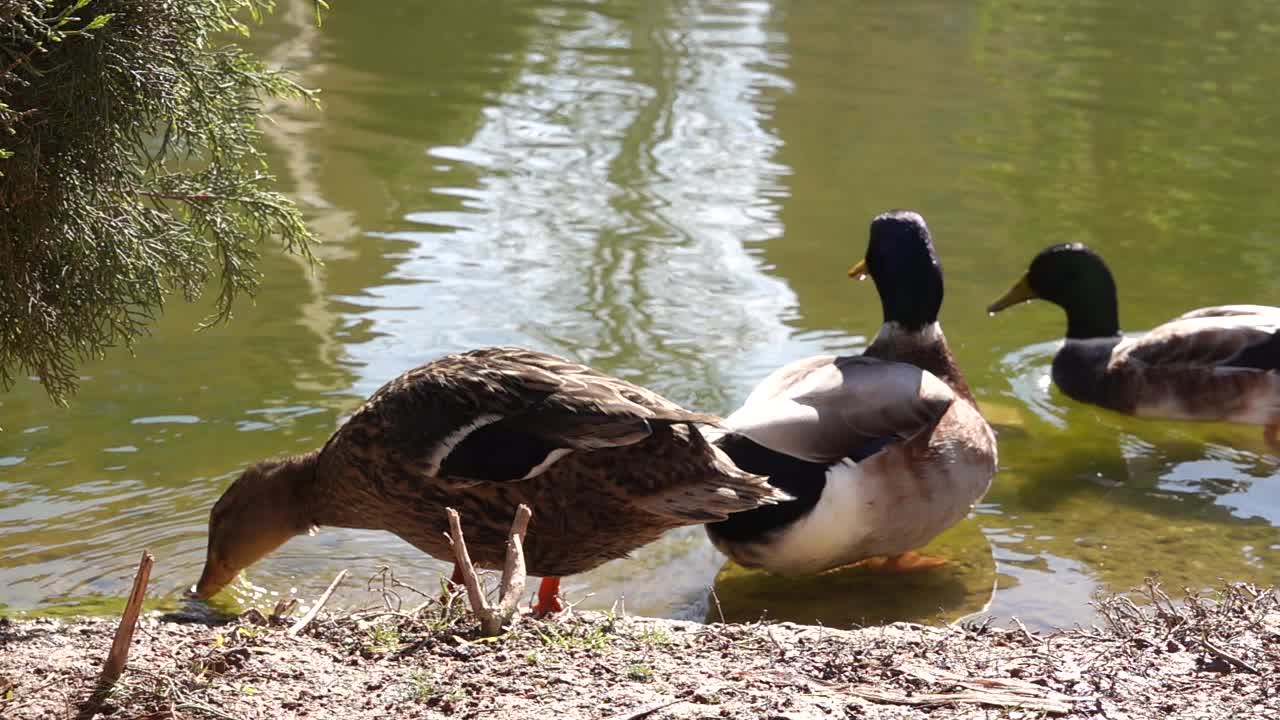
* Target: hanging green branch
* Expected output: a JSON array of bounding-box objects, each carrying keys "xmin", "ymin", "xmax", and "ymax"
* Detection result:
[{"xmin": 0, "ymin": 0, "xmax": 326, "ymax": 402}]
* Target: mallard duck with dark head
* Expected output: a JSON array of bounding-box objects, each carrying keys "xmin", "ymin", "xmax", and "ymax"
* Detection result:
[
  {"xmin": 704, "ymin": 210, "xmax": 998, "ymax": 575},
  {"xmin": 988, "ymin": 243, "xmax": 1280, "ymax": 447},
  {"xmin": 194, "ymin": 347, "xmax": 790, "ymax": 612}
]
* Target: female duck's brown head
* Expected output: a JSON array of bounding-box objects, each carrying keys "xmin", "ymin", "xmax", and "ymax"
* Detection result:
[{"xmin": 194, "ymin": 455, "xmax": 317, "ymax": 599}]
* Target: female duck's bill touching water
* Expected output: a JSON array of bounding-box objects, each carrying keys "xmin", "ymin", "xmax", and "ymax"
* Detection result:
[
  {"xmin": 194, "ymin": 347, "xmax": 790, "ymax": 613},
  {"xmin": 705, "ymin": 210, "xmax": 998, "ymax": 575},
  {"xmin": 987, "ymin": 243, "xmax": 1280, "ymax": 448}
]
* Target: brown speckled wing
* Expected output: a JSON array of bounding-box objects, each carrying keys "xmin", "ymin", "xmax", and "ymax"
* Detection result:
[
  {"xmin": 308, "ymin": 347, "xmax": 789, "ymax": 577},
  {"xmin": 329, "ymin": 347, "xmax": 721, "ymax": 483}
]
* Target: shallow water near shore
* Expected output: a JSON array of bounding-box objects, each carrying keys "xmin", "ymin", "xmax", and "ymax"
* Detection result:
[{"xmin": 3, "ymin": 0, "xmax": 1280, "ymax": 629}]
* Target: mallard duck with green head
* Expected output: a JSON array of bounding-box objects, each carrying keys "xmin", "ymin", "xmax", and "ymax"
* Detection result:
[
  {"xmin": 194, "ymin": 347, "xmax": 790, "ymax": 613},
  {"xmin": 705, "ymin": 210, "xmax": 998, "ymax": 575},
  {"xmin": 987, "ymin": 243, "xmax": 1280, "ymax": 447}
]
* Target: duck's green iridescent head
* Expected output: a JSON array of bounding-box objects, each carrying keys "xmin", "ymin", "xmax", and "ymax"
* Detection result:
[
  {"xmin": 847, "ymin": 210, "xmax": 944, "ymax": 331},
  {"xmin": 987, "ymin": 243, "xmax": 1120, "ymax": 339}
]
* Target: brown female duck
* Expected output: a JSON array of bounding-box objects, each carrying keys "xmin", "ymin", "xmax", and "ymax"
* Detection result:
[
  {"xmin": 988, "ymin": 243, "xmax": 1280, "ymax": 447},
  {"xmin": 195, "ymin": 347, "xmax": 789, "ymax": 612},
  {"xmin": 705, "ymin": 210, "xmax": 998, "ymax": 575}
]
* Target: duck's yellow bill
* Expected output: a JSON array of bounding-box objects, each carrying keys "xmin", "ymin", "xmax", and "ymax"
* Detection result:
[
  {"xmin": 847, "ymin": 259, "xmax": 869, "ymax": 280},
  {"xmin": 987, "ymin": 274, "xmax": 1037, "ymax": 313}
]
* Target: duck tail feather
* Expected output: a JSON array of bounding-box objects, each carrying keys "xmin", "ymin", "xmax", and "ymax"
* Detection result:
[{"xmin": 635, "ymin": 441, "xmax": 793, "ymax": 524}]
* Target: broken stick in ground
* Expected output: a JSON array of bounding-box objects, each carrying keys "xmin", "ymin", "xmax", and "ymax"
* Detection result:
[
  {"xmin": 78, "ymin": 549, "xmax": 154, "ymax": 718},
  {"xmin": 444, "ymin": 503, "xmax": 533, "ymax": 636}
]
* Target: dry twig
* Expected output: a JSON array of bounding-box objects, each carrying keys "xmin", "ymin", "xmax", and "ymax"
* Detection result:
[
  {"xmin": 100, "ymin": 551, "xmax": 154, "ymax": 685},
  {"xmin": 600, "ymin": 696, "xmax": 682, "ymax": 720},
  {"xmin": 444, "ymin": 504, "xmax": 533, "ymax": 636},
  {"xmin": 270, "ymin": 597, "xmax": 300, "ymax": 624},
  {"xmin": 844, "ymin": 662, "xmax": 1081, "ymax": 714},
  {"xmin": 78, "ymin": 550, "xmax": 154, "ymax": 719},
  {"xmin": 708, "ymin": 586, "xmax": 726, "ymax": 624},
  {"xmin": 844, "ymin": 684, "xmax": 1072, "ymax": 714},
  {"xmin": 1194, "ymin": 636, "xmax": 1260, "ymax": 674},
  {"xmin": 287, "ymin": 569, "xmax": 349, "ymax": 636}
]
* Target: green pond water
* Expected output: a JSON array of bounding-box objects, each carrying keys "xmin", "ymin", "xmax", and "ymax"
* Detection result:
[{"xmin": 3, "ymin": 0, "xmax": 1280, "ymax": 629}]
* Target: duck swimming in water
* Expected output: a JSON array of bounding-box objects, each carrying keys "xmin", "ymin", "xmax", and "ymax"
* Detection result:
[{"xmin": 988, "ymin": 243, "xmax": 1280, "ymax": 448}]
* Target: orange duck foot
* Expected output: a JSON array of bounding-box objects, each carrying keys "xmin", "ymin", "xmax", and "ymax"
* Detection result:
[
  {"xmin": 530, "ymin": 576, "xmax": 563, "ymax": 617},
  {"xmin": 858, "ymin": 551, "xmax": 949, "ymax": 575}
]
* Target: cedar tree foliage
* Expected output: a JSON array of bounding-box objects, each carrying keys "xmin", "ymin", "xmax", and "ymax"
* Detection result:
[{"xmin": 0, "ymin": 0, "xmax": 326, "ymax": 401}]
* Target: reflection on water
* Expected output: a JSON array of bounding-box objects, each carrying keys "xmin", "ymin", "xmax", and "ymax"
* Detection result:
[
  {"xmin": 995, "ymin": 339, "xmax": 1067, "ymax": 429},
  {"xmin": 986, "ymin": 334, "xmax": 1280, "ymax": 627},
  {"xmin": 346, "ymin": 0, "xmax": 803, "ymax": 408},
  {"xmin": 712, "ymin": 522, "xmax": 996, "ymax": 627},
  {"xmin": 2, "ymin": 0, "xmax": 1280, "ymax": 628}
]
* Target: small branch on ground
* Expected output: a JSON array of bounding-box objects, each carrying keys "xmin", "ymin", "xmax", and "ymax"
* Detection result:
[
  {"xmin": 367, "ymin": 564, "xmax": 433, "ymax": 612},
  {"xmin": 444, "ymin": 504, "xmax": 533, "ymax": 636},
  {"xmin": 1194, "ymin": 635, "xmax": 1260, "ymax": 674},
  {"xmin": 269, "ymin": 597, "xmax": 300, "ymax": 625},
  {"xmin": 843, "ymin": 684, "xmax": 1073, "ymax": 714},
  {"xmin": 601, "ymin": 697, "xmax": 682, "ymax": 720},
  {"xmin": 708, "ymin": 586, "xmax": 726, "ymax": 624},
  {"xmin": 496, "ymin": 504, "xmax": 532, "ymax": 623},
  {"xmin": 287, "ymin": 569, "xmax": 348, "ymax": 637},
  {"xmin": 840, "ymin": 662, "xmax": 1079, "ymax": 714},
  {"xmin": 78, "ymin": 550, "xmax": 154, "ymax": 718},
  {"xmin": 445, "ymin": 508, "xmax": 495, "ymax": 632}
]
